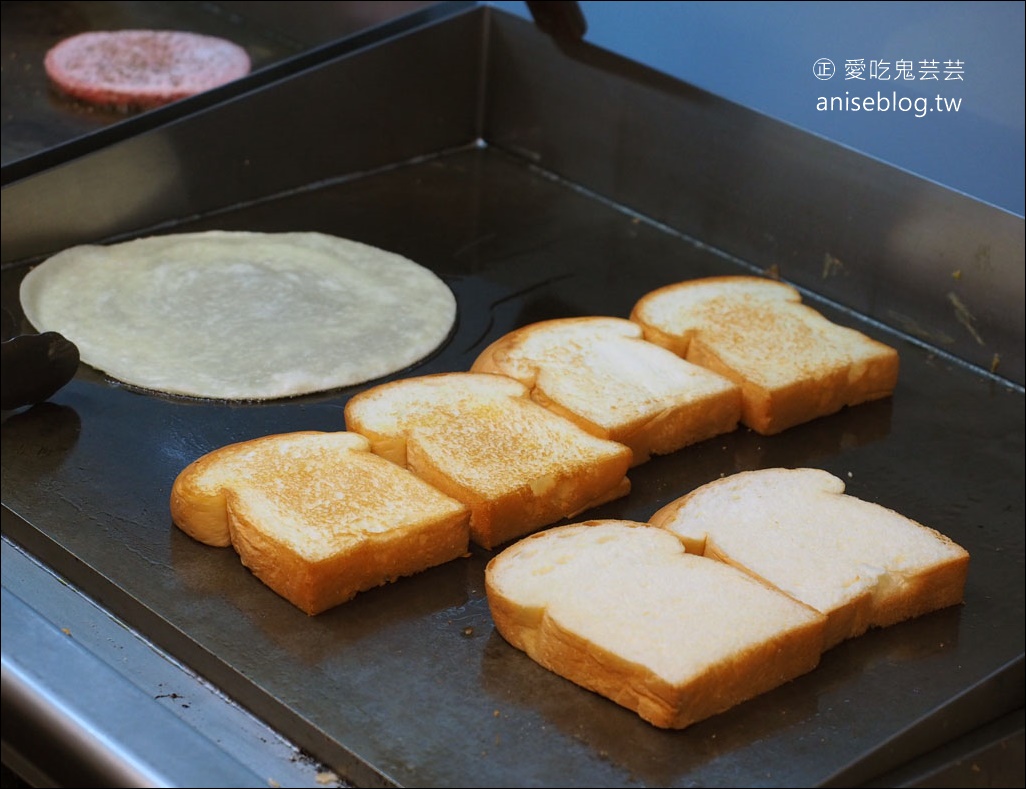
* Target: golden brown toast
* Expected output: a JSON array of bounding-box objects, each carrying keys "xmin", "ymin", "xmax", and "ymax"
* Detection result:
[
  {"xmin": 344, "ymin": 373, "xmax": 633, "ymax": 549},
  {"xmin": 471, "ymin": 316, "xmax": 741, "ymax": 465},
  {"xmin": 630, "ymin": 276, "xmax": 899, "ymax": 434},
  {"xmin": 170, "ymin": 430, "xmax": 470, "ymax": 615}
]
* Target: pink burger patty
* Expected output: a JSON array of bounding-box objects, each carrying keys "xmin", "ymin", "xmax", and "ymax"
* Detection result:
[{"xmin": 44, "ymin": 30, "xmax": 252, "ymax": 109}]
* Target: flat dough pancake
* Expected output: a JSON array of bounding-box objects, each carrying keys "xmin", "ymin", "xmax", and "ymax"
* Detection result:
[{"xmin": 19, "ymin": 231, "xmax": 457, "ymax": 401}]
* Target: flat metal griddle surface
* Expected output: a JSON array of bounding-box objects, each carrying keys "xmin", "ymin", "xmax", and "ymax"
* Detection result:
[
  {"xmin": 0, "ymin": 0, "xmax": 455, "ymax": 180},
  {"xmin": 0, "ymin": 0, "xmax": 305, "ymax": 165},
  {"xmin": 2, "ymin": 144, "xmax": 1023, "ymax": 788}
]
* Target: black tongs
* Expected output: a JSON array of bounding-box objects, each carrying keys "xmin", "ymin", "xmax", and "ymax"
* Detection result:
[{"xmin": 1, "ymin": 307, "xmax": 80, "ymax": 410}]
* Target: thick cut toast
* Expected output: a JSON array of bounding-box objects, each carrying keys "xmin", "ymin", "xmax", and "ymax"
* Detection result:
[
  {"xmin": 471, "ymin": 316, "xmax": 741, "ymax": 465},
  {"xmin": 344, "ymin": 373, "xmax": 633, "ymax": 549},
  {"xmin": 630, "ymin": 276, "xmax": 899, "ymax": 434},
  {"xmin": 649, "ymin": 468, "xmax": 970, "ymax": 648},
  {"xmin": 170, "ymin": 431, "xmax": 470, "ymax": 615},
  {"xmin": 485, "ymin": 520, "xmax": 827, "ymax": 729}
]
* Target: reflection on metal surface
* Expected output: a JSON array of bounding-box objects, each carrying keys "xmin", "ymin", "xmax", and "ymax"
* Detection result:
[{"xmin": 1, "ymin": 538, "xmax": 347, "ymax": 788}]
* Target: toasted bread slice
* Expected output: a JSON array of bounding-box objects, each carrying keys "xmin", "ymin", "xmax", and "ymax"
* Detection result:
[
  {"xmin": 485, "ymin": 520, "xmax": 827, "ymax": 729},
  {"xmin": 630, "ymin": 276, "xmax": 899, "ymax": 434},
  {"xmin": 471, "ymin": 317, "xmax": 742, "ymax": 465},
  {"xmin": 649, "ymin": 468, "xmax": 970, "ymax": 648},
  {"xmin": 170, "ymin": 431, "xmax": 470, "ymax": 615},
  {"xmin": 344, "ymin": 373, "xmax": 633, "ymax": 549}
]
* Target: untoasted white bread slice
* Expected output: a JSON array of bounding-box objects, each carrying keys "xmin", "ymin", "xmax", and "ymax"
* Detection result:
[
  {"xmin": 485, "ymin": 520, "xmax": 827, "ymax": 730},
  {"xmin": 630, "ymin": 276, "xmax": 899, "ymax": 434},
  {"xmin": 170, "ymin": 431, "xmax": 470, "ymax": 615},
  {"xmin": 470, "ymin": 317, "xmax": 742, "ymax": 465},
  {"xmin": 344, "ymin": 373, "xmax": 633, "ymax": 549},
  {"xmin": 649, "ymin": 468, "xmax": 970, "ymax": 648}
]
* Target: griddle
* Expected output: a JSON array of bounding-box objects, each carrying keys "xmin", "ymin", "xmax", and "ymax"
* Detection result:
[{"xmin": 2, "ymin": 5, "xmax": 1024, "ymax": 787}]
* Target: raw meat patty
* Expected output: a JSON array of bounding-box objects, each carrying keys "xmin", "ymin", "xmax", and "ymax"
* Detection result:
[{"xmin": 44, "ymin": 30, "xmax": 251, "ymax": 109}]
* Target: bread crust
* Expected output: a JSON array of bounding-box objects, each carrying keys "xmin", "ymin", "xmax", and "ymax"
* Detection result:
[
  {"xmin": 345, "ymin": 373, "xmax": 633, "ymax": 549},
  {"xmin": 170, "ymin": 431, "xmax": 470, "ymax": 615},
  {"xmin": 472, "ymin": 316, "xmax": 741, "ymax": 464},
  {"xmin": 630, "ymin": 276, "xmax": 899, "ymax": 434},
  {"xmin": 649, "ymin": 468, "xmax": 970, "ymax": 648},
  {"xmin": 486, "ymin": 521, "xmax": 827, "ymax": 729},
  {"xmin": 227, "ymin": 493, "xmax": 469, "ymax": 615}
]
